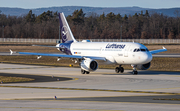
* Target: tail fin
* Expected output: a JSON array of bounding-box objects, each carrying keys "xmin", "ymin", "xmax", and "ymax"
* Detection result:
[{"xmin": 59, "ymin": 13, "xmax": 77, "ymax": 43}]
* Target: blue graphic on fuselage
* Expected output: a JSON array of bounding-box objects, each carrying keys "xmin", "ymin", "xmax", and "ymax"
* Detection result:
[
  {"xmin": 58, "ymin": 40, "xmax": 73, "ymax": 55},
  {"xmin": 106, "ymin": 44, "xmax": 125, "ymax": 49}
]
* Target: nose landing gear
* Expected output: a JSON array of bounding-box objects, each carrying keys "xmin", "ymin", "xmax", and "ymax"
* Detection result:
[
  {"xmin": 131, "ymin": 65, "xmax": 138, "ymax": 75},
  {"xmin": 115, "ymin": 65, "xmax": 124, "ymax": 73}
]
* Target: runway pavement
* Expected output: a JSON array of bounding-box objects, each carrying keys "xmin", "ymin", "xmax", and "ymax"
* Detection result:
[
  {"xmin": 0, "ymin": 63, "xmax": 180, "ymax": 111},
  {"xmin": 152, "ymin": 53, "xmax": 180, "ymax": 57}
]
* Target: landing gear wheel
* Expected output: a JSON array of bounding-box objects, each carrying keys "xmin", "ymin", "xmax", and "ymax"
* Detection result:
[
  {"xmin": 81, "ymin": 69, "xmax": 85, "ymax": 74},
  {"xmin": 115, "ymin": 67, "xmax": 120, "ymax": 73},
  {"xmin": 120, "ymin": 67, "xmax": 124, "ymax": 73},
  {"xmin": 131, "ymin": 65, "xmax": 138, "ymax": 75},
  {"xmin": 86, "ymin": 71, "xmax": 90, "ymax": 74},
  {"xmin": 81, "ymin": 69, "xmax": 90, "ymax": 74},
  {"xmin": 115, "ymin": 65, "xmax": 124, "ymax": 73},
  {"xmin": 133, "ymin": 71, "xmax": 138, "ymax": 75}
]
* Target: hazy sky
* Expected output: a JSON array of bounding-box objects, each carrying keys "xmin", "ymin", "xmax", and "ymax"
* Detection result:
[{"xmin": 0, "ymin": 0, "xmax": 180, "ymax": 9}]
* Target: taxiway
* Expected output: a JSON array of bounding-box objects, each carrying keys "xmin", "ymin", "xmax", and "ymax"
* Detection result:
[{"xmin": 0, "ymin": 63, "xmax": 180, "ymax": 111}]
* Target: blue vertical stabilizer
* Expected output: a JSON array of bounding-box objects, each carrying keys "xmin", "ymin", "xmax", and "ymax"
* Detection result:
[{"xmin": 59, "ymin": 13, "xmax": 77, "ymax": 43}]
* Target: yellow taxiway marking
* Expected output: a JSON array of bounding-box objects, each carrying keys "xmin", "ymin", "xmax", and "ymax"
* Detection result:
[
  {"xmin": 0, "ymin": 107, "xmax": 123, "ymax": 111},
  {"xmin": 136, "ymin": 87, "xmax": 180, "ymax": 91},
  {"xmin": 0, "ymin": 85, "xmax": 180, "ymax": 95},
  {"xmin": 1, "ymin": 99, "xmax": 180, "ymax": 106}
]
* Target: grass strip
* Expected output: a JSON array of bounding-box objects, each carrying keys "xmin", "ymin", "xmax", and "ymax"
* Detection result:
[{"xmin": 0, "ymin": 76, "xmax": 34, "ymax": 83}]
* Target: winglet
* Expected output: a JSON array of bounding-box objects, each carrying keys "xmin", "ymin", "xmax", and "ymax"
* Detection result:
[
  {"xmin": 10, "ymin": 49, "xmax": 17, "ymax": 55},
  {"xmin": 10, "ymin": 49, "xmax": 13, "ymax": 55},
  {"xmin": 150, "ymin": 46, "xmax": 167, "ymax": 54}
]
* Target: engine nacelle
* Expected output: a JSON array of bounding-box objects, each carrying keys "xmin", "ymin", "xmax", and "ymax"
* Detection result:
[
  {"xmin": 81, "ymin": 59, "xmax": 98, "ymax": 72},
  {"xmin": 137, "ymin": 62, "xmax": 151, "ymax": 70}
]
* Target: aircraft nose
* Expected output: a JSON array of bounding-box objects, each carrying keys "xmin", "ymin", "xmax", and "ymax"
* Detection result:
[
  {"xmin": 141, "ymin": 53, "xmax": 152, "ymax": 64},
  {"xmin": 145, "ymin": 53, "xmax": 152, "ymax": 63}
]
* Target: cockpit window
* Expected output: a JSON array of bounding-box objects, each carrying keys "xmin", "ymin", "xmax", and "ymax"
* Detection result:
[
  {"xmin": 140, "ymin": 49, "xmax": 146, "ymax": 51},
  {"xmin": 133, "ymin": 48, "xmax": 149, "ymax": 52},
  {"xmin": 146, "ymin": 48, "xmax": 149, "ymax": 52}
]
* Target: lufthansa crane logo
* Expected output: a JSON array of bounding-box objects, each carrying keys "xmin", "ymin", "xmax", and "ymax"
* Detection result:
[{"xmin": 61, "ymin": 26, "xmax": 68, "ymax": 41}]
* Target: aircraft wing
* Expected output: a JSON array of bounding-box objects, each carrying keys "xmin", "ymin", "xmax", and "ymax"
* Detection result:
[
  {"xmin": 150, "ymin": 47, "xmax": 167, "ymax": 54},
  {"xmin": 82, "ymin": 56, "xmax": 106, "ymax": 61},
  {"xmin": 18, "ymin": 52, "xmax": 82, "ymax": 59},
  {"xmin": 11, "ymin": 51, "xmax": 106, "ymax": 61}
]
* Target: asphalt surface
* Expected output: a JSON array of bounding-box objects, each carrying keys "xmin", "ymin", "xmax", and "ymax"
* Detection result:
[
  {"xmin": 0, "ymin": 63, "xmax": 180, "ymax": 111},
  {"xmin": 152, "ymin": 53, "xmax": 180, "ymax": 57},
  {"xmin": 53, "ymin": 95, "xmax": 180, "ymax": 104},
  {"xmin": 0, "ymin": 73, "xmax": 72, "ymax": 83}
]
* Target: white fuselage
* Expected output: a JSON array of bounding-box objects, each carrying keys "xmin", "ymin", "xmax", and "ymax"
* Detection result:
[{"xmin": 69, "ymin": 42, "xmax": 152, "ymax": 65}]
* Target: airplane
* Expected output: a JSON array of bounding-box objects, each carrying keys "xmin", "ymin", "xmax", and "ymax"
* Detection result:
[{"xmin": 10, "ymin": 12, "xmax": 167, "ymax": 75}]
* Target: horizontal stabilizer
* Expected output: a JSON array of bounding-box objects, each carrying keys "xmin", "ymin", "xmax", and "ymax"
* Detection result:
[
  {"xmin": 32, "ymin": 45, "xmax": 59, "ymax": 48},
  {"xmin": 32, "ymin": 45, "xmax": 65, "ymax": 49}
]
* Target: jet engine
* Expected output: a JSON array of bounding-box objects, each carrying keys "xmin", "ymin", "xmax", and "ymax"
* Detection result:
[
  {"xmin": 137, "ymin": 62, "xmax": 151, "ymax": 70},
  {"xmin": 80, "ymin": 59, "xmax": 98, "ymax": 72}
]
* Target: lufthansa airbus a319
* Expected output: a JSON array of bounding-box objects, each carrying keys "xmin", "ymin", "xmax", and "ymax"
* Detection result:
[{"xmin": 10, "ymin": 13, "xmax": 167, "ymax": 75}]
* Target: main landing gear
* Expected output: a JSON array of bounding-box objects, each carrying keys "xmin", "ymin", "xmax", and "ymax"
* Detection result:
[
  {"xmin": 131, "ymin": 65, "xmax": 138, "ymax": 75},
  {"xmin": 115, "ymin": 65, "xmax": 124, "ymax": 73},
  {"xmin": 115, "ymin": 65, "xmax": 138, "ymax": 75},
  {"xmin": 81, "ymin": 69, "xmax": 90, "ymax": 74}
]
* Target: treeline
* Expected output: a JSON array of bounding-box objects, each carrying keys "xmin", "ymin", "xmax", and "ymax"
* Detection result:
[{"xmin": 0, "ymin": 9, "xmax": 180, "ymax": 39}]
